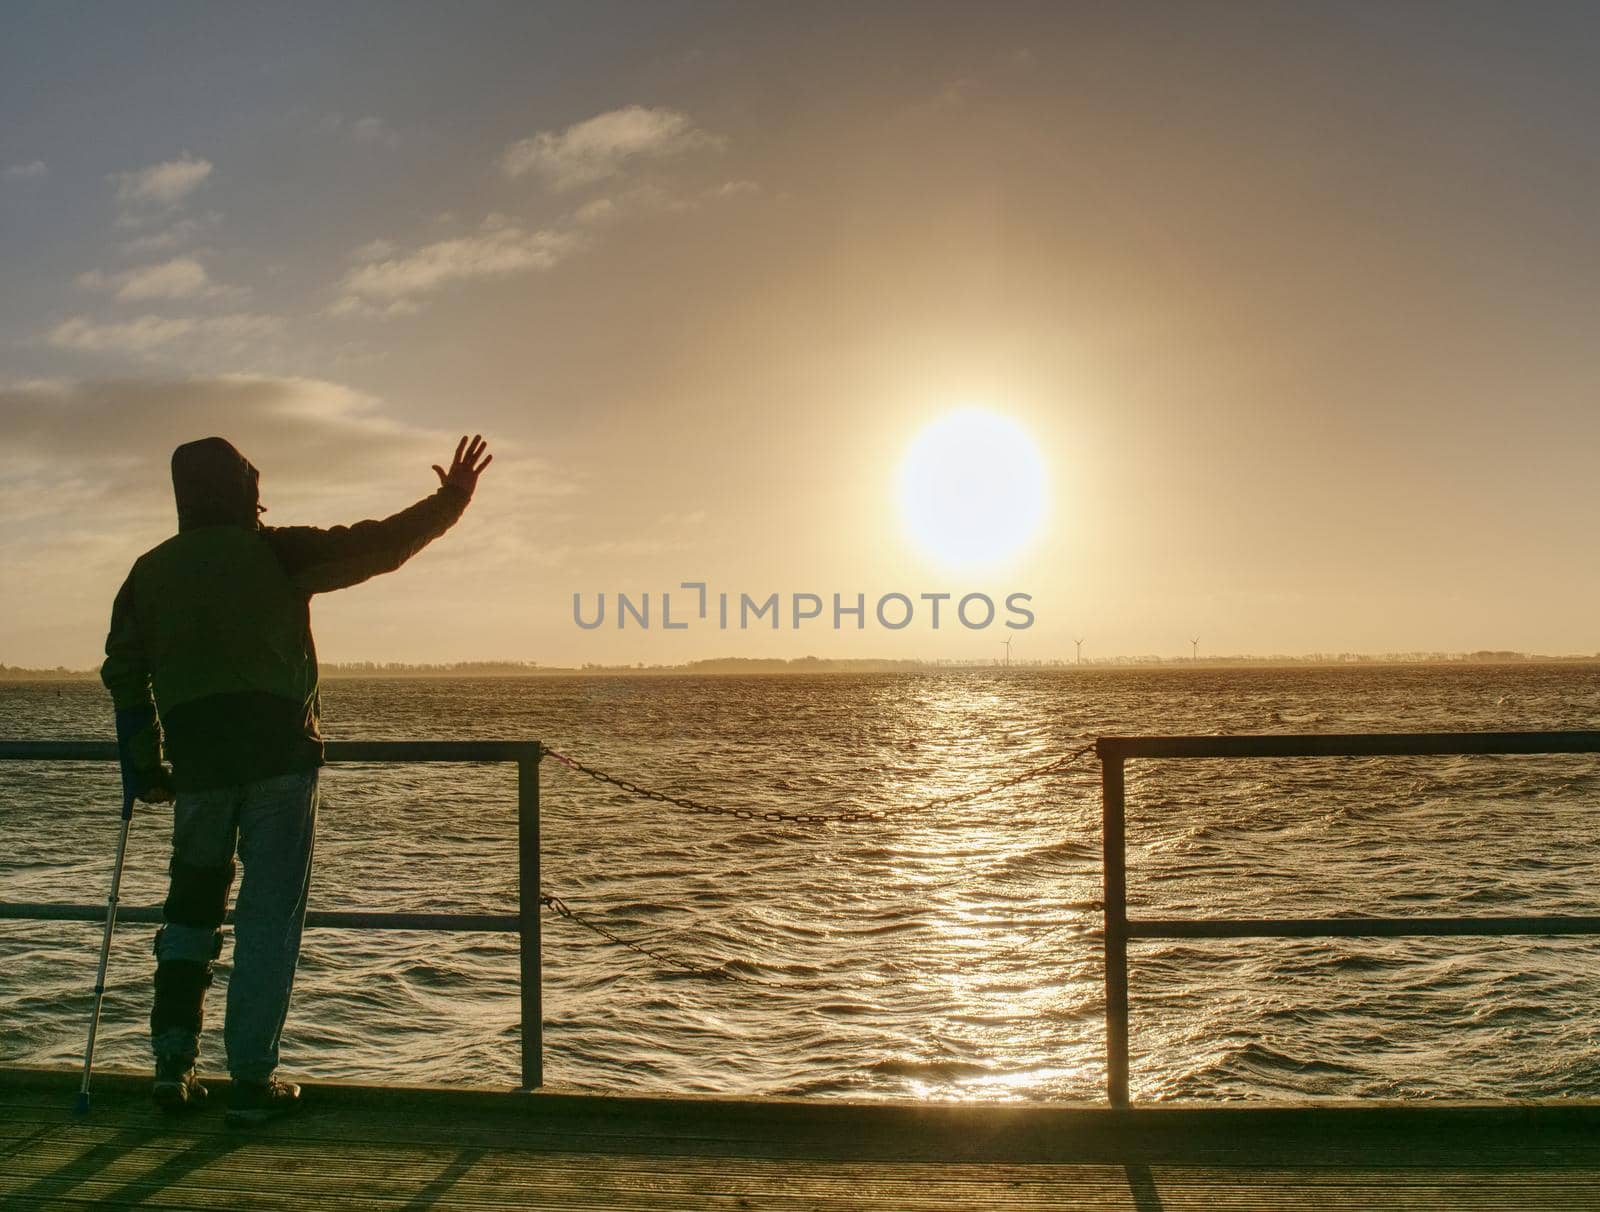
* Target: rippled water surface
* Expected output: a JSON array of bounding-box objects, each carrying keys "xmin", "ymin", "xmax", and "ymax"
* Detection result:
[{"xmin": 5, "ymin": 665, "xmax": 1600, "ymax": 1102}]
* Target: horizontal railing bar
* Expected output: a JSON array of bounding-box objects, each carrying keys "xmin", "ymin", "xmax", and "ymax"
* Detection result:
[
  {"xmin": 1098, "ymin": 731, "xmax": 1600, "ymax": 759},
  {"xmin": 1127, "ymin": 915, "xmax": 1600, "ymax": 939},
  {"xmin": 0, "ymin": 740, "xmax": 542, "ymax": 763},
  {"xmin": 328, "ymin": 741, "xmax": 542, "ymax": 763},
  {"xmin": 0, "ymin": 902, "xmax": 517, "ymax": 932},
  {"xmin": 16, "ymin": 732, "xmax": 1597, "ymax": 763}
]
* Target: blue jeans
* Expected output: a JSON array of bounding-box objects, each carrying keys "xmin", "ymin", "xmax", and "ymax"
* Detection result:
[{"xmin": 152, "ymin": 768, "xmax": 318, "ymax": 1082}]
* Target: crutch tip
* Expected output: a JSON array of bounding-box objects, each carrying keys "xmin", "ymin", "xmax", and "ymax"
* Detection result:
[{"xmin": 71, "ymin": 1092, "xmax": 90, "ymax": 1117}]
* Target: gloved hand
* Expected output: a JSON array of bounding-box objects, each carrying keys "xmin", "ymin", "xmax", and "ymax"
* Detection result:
[{"xmin": 114, "ymin": 705, "xmax": 175, "ymax": 806}]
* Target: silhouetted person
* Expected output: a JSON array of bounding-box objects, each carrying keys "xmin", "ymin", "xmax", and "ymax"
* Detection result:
[{"xmin": 101, "ymin": 434, "xmax": 491, "ymax": 1124}]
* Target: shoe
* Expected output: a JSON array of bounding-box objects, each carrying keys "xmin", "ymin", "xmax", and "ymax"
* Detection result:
[
  {"xmin": 152, "ymin": 1055, "xmax": 208, "ymax": 1114},
  {"xmin": 225, "ymin": 1076, "xmax": 302, "ymax": 1127}
]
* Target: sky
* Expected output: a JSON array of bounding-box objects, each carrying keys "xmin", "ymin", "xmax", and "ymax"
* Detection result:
[{"xmin": 3, "ymin": 1, "xmax": 1599, "ymax": 667}]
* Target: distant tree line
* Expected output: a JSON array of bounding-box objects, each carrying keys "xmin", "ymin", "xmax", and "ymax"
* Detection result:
[
  {"xmin": 6, "ymin": 650, "xmax": 1599, "ymax": 680},
  {"xmin": 319, "ymin": 660, "xmax": 543, "ymax": 676}
]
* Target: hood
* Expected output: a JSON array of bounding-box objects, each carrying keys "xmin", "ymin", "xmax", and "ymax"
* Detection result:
[{"xmin": 171, "ymin": 436, "xmax": 262, "ymax": 531}]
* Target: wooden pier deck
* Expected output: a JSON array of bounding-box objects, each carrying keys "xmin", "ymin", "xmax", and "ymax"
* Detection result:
[{"xmin": 4, "ymin": 1069, "xmax": 1599, "ymax": 1210}]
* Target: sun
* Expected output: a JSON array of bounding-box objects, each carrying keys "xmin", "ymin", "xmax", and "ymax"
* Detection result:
[{"xmin": 896, "ymin": 408, "xmax": 1048, "ymax": 568}]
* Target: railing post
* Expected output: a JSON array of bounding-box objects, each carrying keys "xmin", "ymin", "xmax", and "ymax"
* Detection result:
[
  {"xmin": 518, "ymin": 745, "xmax": 543, "ymax": 1089},
  {"xmin": 1100, "ymin": 745, "xmax": 1129, "ymax": 1107}
]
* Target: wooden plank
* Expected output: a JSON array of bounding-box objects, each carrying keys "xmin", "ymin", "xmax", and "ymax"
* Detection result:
[
  {"xmin": 11, "ymin": 1137, "xmax": 1600, "ymax": 1198},
  {"xmin": 7, "ymin": 1149, "xmax": 1599, "ymax": 1211},
  {"xmin": 5, "ymin": 1100, "xmax": 1600, "ymax": 1168},
  {"xmin": 8, "ymin": 1143, "xmax": 1599, "ymax": 1208},
  {"xmin": 12, "ymin": 1133, "xmax": 1599, "ymax": 1197},
  {"xmin": 7, "ymin": 1068, "xmax": 1600, "ymax": 1212},
  {"xmin": 8, "ymin": 1164, "xmax": 1600, "ymax": 1212}
]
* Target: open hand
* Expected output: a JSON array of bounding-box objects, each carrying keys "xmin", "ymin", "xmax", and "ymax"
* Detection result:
[{"xmin": 433, "ymin": 435, "xmax": 492, "ymax": 498}]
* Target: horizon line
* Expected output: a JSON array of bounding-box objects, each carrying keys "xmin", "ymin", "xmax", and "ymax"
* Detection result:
[{"xmin": 6, "ymin": 648, "xmax": 1600, "ymax": 679}]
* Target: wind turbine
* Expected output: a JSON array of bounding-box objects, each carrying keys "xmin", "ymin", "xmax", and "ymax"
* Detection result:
[
  {"xmin": 1191, "ymin": 636, "xmax": 1200, "ymax": 661},
  {"xmin": 1002, "ymin": 634, "xmax": 1014, "ymax": 667},
  {"xmin": 1075, "ymin": 637, "xmax": 1085, "ymax": 665}
]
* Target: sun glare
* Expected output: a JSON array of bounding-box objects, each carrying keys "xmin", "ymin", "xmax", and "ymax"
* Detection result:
[{"xmin": 897, "ymin": 408, "xmax": 1048, "ymax": 568}]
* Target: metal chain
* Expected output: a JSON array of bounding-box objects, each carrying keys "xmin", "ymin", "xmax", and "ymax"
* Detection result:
[
  {"xmin": 536, "ymin": 746, "xmax": 1102, "ymax": 985},
  {"xmin": 539, "ymin": 893, "xmax": 783, "ymax": 987},
  {"xmin": 541, "ymin": 742, "xmax": 1098, "ymax": 825}
]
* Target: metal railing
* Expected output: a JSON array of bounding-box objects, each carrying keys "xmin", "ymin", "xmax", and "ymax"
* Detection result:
[
  {"xmin": 0, "ymin": 739, "xmax": 546, "ymax": 1088},
  {"xmin": 1096, "ymin": 730, "xmax": 1600, "ymax": 1107},
  {"xmin": 8, "ymin": 730, "xmax": 1600, "ymax": 1105}
]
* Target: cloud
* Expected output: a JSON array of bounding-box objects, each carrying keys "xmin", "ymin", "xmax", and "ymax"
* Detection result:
[
  {"xmin": 77, "ymin": 256, "xmax": 225, "ymax": 302},
  {"xmin": 331, "ymin": 109, "xmax": 739, "ymax": 313},
  {"xmin": 572, "ymin": 183, "xmax": 687, "ymax": 226},
  {"xmin": 334, "ymin": 217, "xmax": 580, "ymax": 305},
  {"xmin": 1, "ymin": 375, "xmax": 573, "ymax": 503},
  {"xmin": 333, "ymin": 136, "xmax": 750, "ymax": 311},
  {"xmin": 0, "ymin": 378, "xmax": 373, "ymax": 539},
  {"xmin": 110, "ymin": 154, "xmax": 212, "ymax": 209},
  {"xmin": 47, "ymin": 312, "xmax": 281, "ymax": 355},
  {"xmin": 0, "ymin": 374, "xmax": 578, "ymax": 571},
  {"xmin": 3, "ymin": 160, "xmax": 48, "ymax": 181},
  {"xmin": 501, "ymin": 106, "xmax": 721, "ymax": 191},
  {"xmin": 1, "ymin": 375, "xmax": 404, "ymax": 469},
  {"xmin": 326, "ymin": 295, "xmax": 423, "ymax": 321},
  {"xmin": 573, "ymin": 197, "xmax": 618, "ymax": 226},
  {"xmin": 350, "ymin": 116, "xmax": 399, "ymax": 147},
  {"xmin": 0, "ymin": 375, "xmax": 580, "ymax": 662},
  {"xmin": 574, "ymin": 178, "xmax": 760, "ymax": 226},
  {"xmin": 0, "ymin": 376, "xmax": 450, "ymax": 562},
  {"xmin": 47, "ymin": 315, "xmax": 197, "ymax": 353},
  {"xmin": 321, "ymin": 113, "xmax": 401, "ymax": 148},
  {"xmin": 351, "ymin": 238, "xmax": 396, "ymax": 262},
  {"xmin": 118, "ymin": 215, "xmax": 217, "ymax": 256}
]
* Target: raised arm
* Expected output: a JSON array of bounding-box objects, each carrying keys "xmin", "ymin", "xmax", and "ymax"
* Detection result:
[{"xmin": 265, "ymin": 435, "xmax": 491, "ymax": 595}]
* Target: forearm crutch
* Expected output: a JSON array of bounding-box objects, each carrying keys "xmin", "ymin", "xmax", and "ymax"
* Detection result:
[{"xmin": 73, "ymin": 793, "xmax": 134, "ymax": 1116}]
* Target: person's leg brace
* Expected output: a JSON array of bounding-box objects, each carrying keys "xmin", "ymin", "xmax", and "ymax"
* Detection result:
[
  {"xmin": 151, "ymin": 789, "xmax": 240, "ymax": 1064},
  {"xmin": 225, "ymin": 768, "xmax": 318, "ymax": 1083}
]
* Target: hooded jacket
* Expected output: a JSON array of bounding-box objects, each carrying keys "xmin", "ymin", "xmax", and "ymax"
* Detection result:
[{"xmin": 101, "ymin": 437, "xmax": 469, "ymax": 791}]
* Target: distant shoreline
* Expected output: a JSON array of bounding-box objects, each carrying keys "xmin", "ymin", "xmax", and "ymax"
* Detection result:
[{"xmin": 7, "ymin": 652, "xmax": 1600, "ymax": 681}]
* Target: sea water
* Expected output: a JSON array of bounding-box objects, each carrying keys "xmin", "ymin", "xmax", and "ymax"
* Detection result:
[{"xmin": 3, "ymin": 664, "xmax": 1599, "ymax": 1102}]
